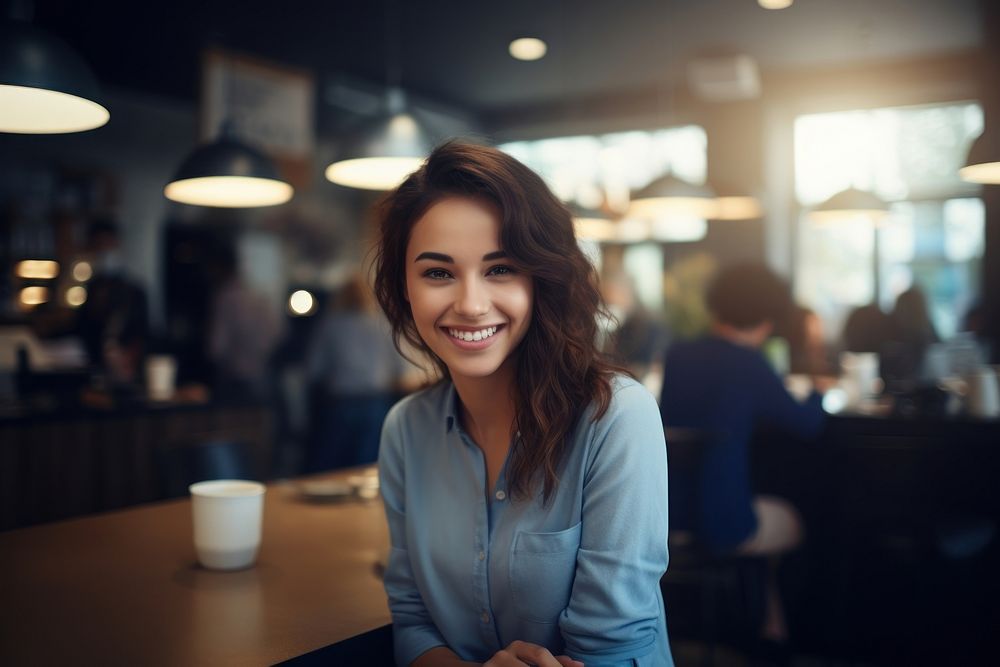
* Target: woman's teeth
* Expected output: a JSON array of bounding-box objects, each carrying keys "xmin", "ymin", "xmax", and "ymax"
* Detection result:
[{"xmin": 448, "ymin": 326, "xmax": 498, "ymax": 342}]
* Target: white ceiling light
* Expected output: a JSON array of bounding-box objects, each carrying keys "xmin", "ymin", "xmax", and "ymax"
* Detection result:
[
  {"xmin": 710, "ymin": 182, "xmax": 763, "ymax": 221},
  {"xmin": 569, "ymin": 203, "xmax": 616, "ymax": 242},
  {"xmin": 0, "ymin": 20, "xmax": 109, "ymax": 134},
  {"xmin": 808, "ymin": 187, "xmax": 890, "ymax": 224},
  {"xmin": 509, "ymin": 38, "xmax": 547, "ymax": 61},
  {"xmin": 325, "ymin": 89, "xmax": 432, "ymax": 190},
  {"xmin": 959, "ymin": 128, "xmax": 1000, "ymax": 184},
  {"xmin": 165, "ymin": 128, "xmax": 294, "ymax": 208},
  {"xmin": 758, "ymin": 0, "xmax": 793, "ymax": 9},
  {"xmin": 628, "ymin": 174, "xmax": 718, "ymax": 221}
]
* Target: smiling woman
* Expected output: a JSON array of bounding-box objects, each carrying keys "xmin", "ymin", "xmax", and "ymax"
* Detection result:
[{"xmin": 371, "ymin": 141, "xmax": 674, "ymax": 667}]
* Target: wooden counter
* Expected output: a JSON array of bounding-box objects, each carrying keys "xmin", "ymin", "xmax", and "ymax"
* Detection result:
[
  {"xmin": 0, "ymin": 401, "xmax": 272, "ymax": 530},
  {"xmin": 0, "ymin": 469, "xmax": 391, "ymax": 666}
]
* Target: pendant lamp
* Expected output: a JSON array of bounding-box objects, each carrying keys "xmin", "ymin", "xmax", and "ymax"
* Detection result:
[
  {"xmin": 808, "ymin": 187, "xmax": 889, "ymax": 224},
  {"xmin": 569, "ymin": 203, "xmax": 617, "ymax": 242},
  {"xmin": 0, "ymin": 21, "xmax": 109, "ymax": 133},
  {"xmin": 628, "ymin": 174, "xmax": 718, "ymax": 221},
  {"xmin": 165, "ymin": 125, "xmax": 293, "ymax": 208},
  {"xmin": 325, "ymin": 89, "xmax": 432, "ymax": 191},
  {"xmin": 959, "ymin": 128, "xmax": 1000, "ymax": 184},
  {"xmin": 709, "ymin": 181, "xmax": 763, "ymax": 220},
  {"xmin": 808, "ymin": 187, "xmax": 890, "ymax": 303}
]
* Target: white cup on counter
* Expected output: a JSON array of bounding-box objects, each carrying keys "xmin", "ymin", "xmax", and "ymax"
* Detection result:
[
  {"xmin": 145, "ymin": 354, "xmax": 176, "ymax": 401},
  {"xmin": 190, "ymin": 480, "xmax": 266, "ymax": 571},
  {"xmin": 839, "ymin": 351, "xmax": 880, "ymax": 408}
]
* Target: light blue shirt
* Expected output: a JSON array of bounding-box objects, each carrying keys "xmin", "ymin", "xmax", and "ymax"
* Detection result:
[{"xmin": 379, "ymin": 375, "xmax": 673, "ymax": 666}]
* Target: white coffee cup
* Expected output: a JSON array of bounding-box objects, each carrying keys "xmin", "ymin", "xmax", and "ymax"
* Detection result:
[
  {"xmin": 190, "ymin": 480, "xmax": 266, "ymax": 571},
  {"xmin": 146, "ymin": 354, "xmax": 177, "ymax": 402}
]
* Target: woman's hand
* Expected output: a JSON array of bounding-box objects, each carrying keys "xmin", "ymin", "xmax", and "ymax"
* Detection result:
[{"xmin": 483, "ymin": 641, "xmax": 583, "ymax": 667}]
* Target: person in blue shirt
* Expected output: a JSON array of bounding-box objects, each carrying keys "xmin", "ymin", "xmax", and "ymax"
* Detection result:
[
  {"xmin": 659, "ymin": 264, "xmax": 826, "ymax": 645},
  {"xmin": 372, "ymin": 142, "xmax": 673, "ymax": 667}
]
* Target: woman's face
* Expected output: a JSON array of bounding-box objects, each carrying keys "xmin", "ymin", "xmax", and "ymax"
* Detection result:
[{"xmin": 405, "ymin": 196, "xmax": 533, "ymax": 383}]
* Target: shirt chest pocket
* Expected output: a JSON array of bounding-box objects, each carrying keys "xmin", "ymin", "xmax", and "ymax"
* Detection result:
[{"xmin": 509, "ymin": 522, "xmax": 582, "ymax": 624}]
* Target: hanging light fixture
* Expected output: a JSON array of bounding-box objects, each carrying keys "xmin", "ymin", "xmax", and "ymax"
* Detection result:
[
  {"xmin": 325, "ymin": 0, "xmax": 432, "ymax": 191},
  {"xmin": 324, "ymin": 89, "xmax": 432, "ymax": 190},
  {"xmin": 628, "ymin": 174, "xmax": 718, "ymax": 221},
  {"xmin": 0, "ymin": 16, "xmax": 109, "ymax": 134},
  {"xmin": 808, "ymin": 187, "xmax": 889, "ymax": 224},
  {"xmin": 959, "ymin": 127, "xmax": 1000, "ymax": 184},
  {"xmin": 709, "ymin": 181, "xmax": 763, "ymax": 220},
  {"xmin": 808, "ymin": 187, "xmax": 890, "ymax": 303},
  {"xmin": 569, "ymin": 203, "xmax": 617, "ymax": 242},
  {"xmin": 165, "ymin": 124, "xmax": 294, "ymax": 208}
]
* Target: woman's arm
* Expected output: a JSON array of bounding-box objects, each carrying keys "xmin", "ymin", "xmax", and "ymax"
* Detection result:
[
  {"xmin": 753, "ymin": 355, "xmax": 826, "ymax": 438},
  {"xmin": 379, "ymin": 405, "xmax": 451, "ymax": 665},
  {"xmin": 559, "ymin": 381, "xmax": 669, "ymax": 666}
]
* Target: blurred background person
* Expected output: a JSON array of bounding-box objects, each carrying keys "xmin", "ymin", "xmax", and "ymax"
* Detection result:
[
  {"xmin": 774, "ymin": 303, "xmax": 833, "ymax": 377},
  {"xmin": 304, "ymin": 274, "xmax": 412, "ymax": 472},
  {"xmin": 840, "ymin": 302, "xmax": 892, "ymax": 355},
  {"xmin": 880, "ymin": 285, "xmax": 940, "ymax": 395},
  {"xmin": 660, "ymin": 263, "xmax": 827, "ymax": 648},
  {"xmin": 76, "ymin": 217, "xmax": 149, "ymax": 391},
  {"xmin": 206, "ymin": 241, "xmax": 283, "ymax": 403}
]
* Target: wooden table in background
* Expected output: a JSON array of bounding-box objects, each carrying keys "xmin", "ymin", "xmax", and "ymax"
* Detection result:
[{"xmin": 0, "ymin": 469, "xmax": 390, "ymax": 666}]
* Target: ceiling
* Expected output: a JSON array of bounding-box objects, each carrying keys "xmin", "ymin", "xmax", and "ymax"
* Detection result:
[{"xmin": 28, "ymin": 0, "xmax": 984, "ymax": 119}]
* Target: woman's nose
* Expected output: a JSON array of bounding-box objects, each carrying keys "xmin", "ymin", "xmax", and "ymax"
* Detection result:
[{"xmin": 454, "ymin": 279, "xmax": 490, "ymax": 317}]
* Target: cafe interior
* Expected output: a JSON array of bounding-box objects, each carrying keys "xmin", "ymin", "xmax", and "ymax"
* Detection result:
[{"xmin": 1, "ymin": 0, "xmax": 999, "ymax": 665}]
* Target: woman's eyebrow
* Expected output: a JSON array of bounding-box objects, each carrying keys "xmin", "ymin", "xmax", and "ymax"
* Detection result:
[
  {"xmin": 414, "ymin": 252, "xmax": 453, "ymax": 263},
  {"xmin": 414, "ymin": 250, "xmax": 507, "ymax": 263}
]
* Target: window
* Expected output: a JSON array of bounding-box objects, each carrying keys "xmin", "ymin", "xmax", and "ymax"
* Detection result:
[
  {"xmin": 793, "ymin": 102, "xmax": 983, "ymax": 339},
  {"xmin": 500, "ymin": 126, "xmax": 707, "ymax": 311}
]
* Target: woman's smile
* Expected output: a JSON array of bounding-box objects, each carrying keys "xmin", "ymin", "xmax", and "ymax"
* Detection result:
[{"xmin": 442, "ymin": 324, "xmax": 505, "ymax": 349}]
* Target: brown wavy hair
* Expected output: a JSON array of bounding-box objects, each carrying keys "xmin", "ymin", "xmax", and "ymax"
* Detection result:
[{"xmin": 373, "ymin": 140, "xmax": 621, "ymax": 501}]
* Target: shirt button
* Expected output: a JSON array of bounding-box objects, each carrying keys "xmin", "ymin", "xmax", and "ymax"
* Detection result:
[
  {"xmin": 478, "ymin": 550, "xmax": 486, "ymax": 561},
  {"xmin": 495, "ymin": 490, "xmax": 506, "ymax": 501},
  {"xmin": 480, "ymin": 611, "xmax": 490, "ymax": 623}
]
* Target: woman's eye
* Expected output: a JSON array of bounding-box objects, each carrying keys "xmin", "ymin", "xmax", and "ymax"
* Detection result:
[
  {"xmin": 487, "ymin": 265, "xmax": 515, "ymax": 277},
  {"xmin": 424, "ymin": 268, "xmax": 452, "ymax": 280}
]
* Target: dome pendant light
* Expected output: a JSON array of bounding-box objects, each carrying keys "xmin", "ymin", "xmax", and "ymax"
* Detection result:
[
  {"xmin": 808, "ymin": 187, "xmax": 889, "ymax": 224},
  {"xmin": 959, "ymin": 127, "xmax": 1000, "ymax": 184},
  {"xmin": 324, "ymin": 88, "xmax": 432, "ymax": 191},
  {"xmin": 628, "ymin": 173, "xmax": 719, "ymax": 220},
  {"xmin": 569, "ymin": 203, "xmax": 617, "ymax": 242},
  {"xmin": 325, "ymin": 0, "xmax": 431, "ymax": 191},
  {"xmin": 709, "ymin": 181, "xmax": 763, "ymax": 220},
  {"xmin": 0, "ymin": 19, "xmax": 109, "ymax": 134},
  {"xmin": 165, "ymin": 123, "xmax": 293, "ymax": 208}
]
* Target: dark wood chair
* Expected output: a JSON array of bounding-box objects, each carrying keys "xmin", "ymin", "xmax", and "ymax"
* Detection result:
[{"xmin": 661, "ymin": 427, "xmax": 765, "ymax": 665}]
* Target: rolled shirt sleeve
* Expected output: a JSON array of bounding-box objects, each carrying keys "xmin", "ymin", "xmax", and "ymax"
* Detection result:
[{"xmin": 559, "ymin": 381, "xmax": 670, "ymax": 666}]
